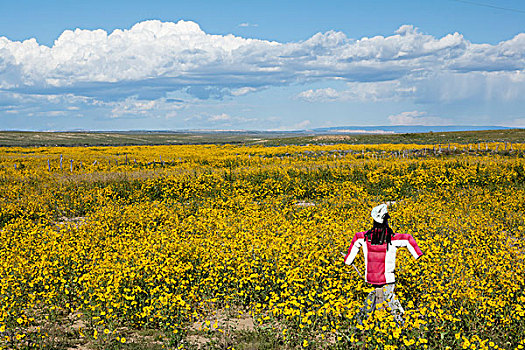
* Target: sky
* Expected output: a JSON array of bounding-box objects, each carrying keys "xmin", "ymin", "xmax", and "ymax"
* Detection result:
[{"xmin": 0, "ymin": 0, "xmax": 524, "ymax": 131}]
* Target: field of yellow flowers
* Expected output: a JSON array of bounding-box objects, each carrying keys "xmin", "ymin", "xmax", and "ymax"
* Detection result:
[{"xmin": 1, "ymin": 143, "xmax": 525, "ymax": 349}]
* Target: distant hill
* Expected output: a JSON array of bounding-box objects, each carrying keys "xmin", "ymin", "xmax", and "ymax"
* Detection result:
[
  {"xmin": 311, "ymin": 126, "xmax": 515, "ymax": 134},
  {"xmin": 0, "ymin": 128, "xmax": 524, "ymax": 147}
]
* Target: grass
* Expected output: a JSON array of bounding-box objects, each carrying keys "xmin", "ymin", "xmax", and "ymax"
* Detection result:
[
  {"xmin": 265, "ymin": 128, "xmax": 525, "ymax": 146},
  {"xmin": 0, "ymin": 129, "xmax": 524, "ymax": 147},
  {"xmin": 0, "ymin": 131, "xmax": 299, "ymax": 147}
]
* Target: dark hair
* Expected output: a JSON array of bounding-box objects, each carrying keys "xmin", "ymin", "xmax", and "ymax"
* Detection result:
[{"xmin": 365, "ymin": 213, "xmax": 394, "ymax": 246}]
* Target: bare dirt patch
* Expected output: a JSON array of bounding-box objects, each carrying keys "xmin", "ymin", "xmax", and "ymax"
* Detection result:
[
  {"xmin": 186, "ymin": 308, "xmax": 257, "ymax": 349},
  {"xmin": 55, "ymin": 216, "xmax": 87, "ymax": 231},
  {"xmin": 313, "ymin": 135, "xmax": 358, "ymax": 142},
  {"xmin": 295, "ymin": 201, "xmax": 316, "ymax": 207}
]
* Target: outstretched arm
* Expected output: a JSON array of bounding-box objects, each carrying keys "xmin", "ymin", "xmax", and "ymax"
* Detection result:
[
  {"xmin": 393, "ymin": 233, "xmax": 423, "ymax": 260},
  {"xmin": 407, "ymin": 234, "xmax": 423, "ymax": 260},
  {"xmin": 343, "ymin": 232, "xmax": 365, "ymax": 265}
]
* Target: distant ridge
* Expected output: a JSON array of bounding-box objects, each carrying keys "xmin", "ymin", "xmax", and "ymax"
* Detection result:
[
  {"xmin": 1, "ymin": 128, "xmax": 524, "ymax": 147},
  {"xmin": 311, "ymin": 126, "xmax": 515, "ymax": 134},
  {"xmin": 0, "ymin": 126, "xmax": 518, "ymax": 134}
]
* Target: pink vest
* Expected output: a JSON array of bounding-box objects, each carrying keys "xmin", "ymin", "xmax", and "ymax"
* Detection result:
[{"xmin": 344, "ymin": 231, "xmax": 423, "ymax": 285}]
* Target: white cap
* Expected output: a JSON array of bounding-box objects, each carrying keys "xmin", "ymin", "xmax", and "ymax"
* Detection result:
[{"xmin": 371, "ymin": 204, "xmax": 388, "ymax": 224}]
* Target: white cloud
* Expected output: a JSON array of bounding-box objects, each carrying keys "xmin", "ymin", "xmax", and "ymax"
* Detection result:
[
  {"xmin": 231, "ymin": 87, "xmax": 259, "ymax": 96},
  {"xmin": 109, "ymin": 97, "xmax": 182, "ymax": 119},
  {"xmin": 0, "ymin": 20, "xmax": 523, "ymax": 98},
  {"xmin": 47, "ymin": 111, "xmax": 68, "ymax": 117},
  {"xmin": 206, "ymin": 113, "xmax": 256, "ymax": 125},
  {"xmin": 238, "ymin": 22, "xmax": 258, "ymax": 28},
  {"xmin": 448, "ymin": 34, "xmax": 525, "ymax": 72},
  {"xmin": 297, "ymin": 81, "xmax": 416, "ymax": 102},
  {"xmin": 388, "ymin": 111, "xmax": 452, "ymax": 126},
  {"xmin": 297, "ymin": 88, "xmax": 340, "ymax": 101},
  {"xmin": 414, "ymin": 70, "xmax": 525, "ymax": 103},
  {"xmin": 208, "ymin": 113, "xmax": 231, "ymax": 121},
  {"xmin": 0, "ymin": 20, "xmax": 524, "ymax": 125},
  {"xmin": 111, "ymin": 99, "xmax": 156, "ymax": 118},
  {"xmin": 298, "ymin": 71, "xmax": 525, "ymax": 105}
]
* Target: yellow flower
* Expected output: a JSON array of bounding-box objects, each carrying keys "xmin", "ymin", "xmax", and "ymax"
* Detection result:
[{"xmin": 2, "ymin": 142, "xmax": 525, "ymax": 349}]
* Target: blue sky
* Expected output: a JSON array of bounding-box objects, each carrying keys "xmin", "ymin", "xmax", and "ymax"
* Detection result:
[{"xmin": 1, "ymin": 0, "xmax": 524, "ymax": 131}]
